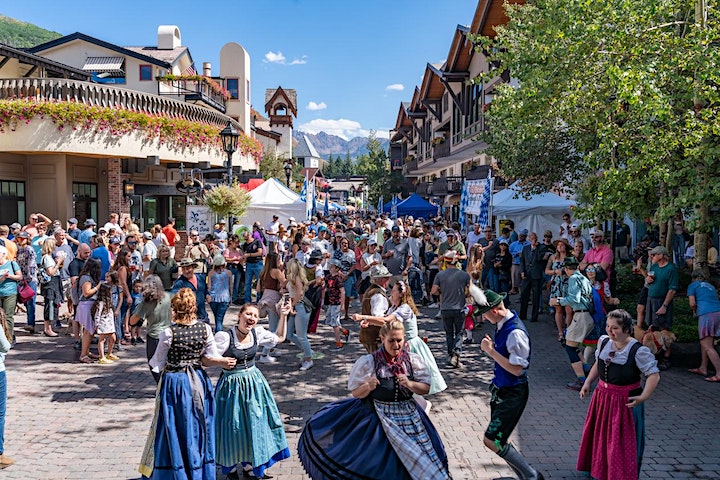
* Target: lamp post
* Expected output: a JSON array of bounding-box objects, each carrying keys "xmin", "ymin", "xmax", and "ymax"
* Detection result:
[
  {"xmin": 284, "ymin": 159, "xmax": 293, "ymax": 187},
  {"xmin": 219, "ymin": 120, "xmax": 240, "ymax": 226}
]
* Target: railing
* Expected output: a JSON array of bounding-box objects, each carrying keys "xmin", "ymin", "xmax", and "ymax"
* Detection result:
[
  {"xmin": 158, "ymin": 79, "xmax": 226, "ymax": 113},
  {"xmin": 0, "ymin": 78, "xmax": 241, "ymax": 130},
  {"xmin": 403, "ymin": 158, "xmax": 418, "ymax": 175},
  {"xmin": 416, "ymin": 182, "xmax": 429, "ymax": 196},
  {"xmin": 432, "ymin": 140, "xmax": 450, "ymax": 160},
  {"xmin": 432, "ymin": 176, "xmax": 463, "ymax": 196}
]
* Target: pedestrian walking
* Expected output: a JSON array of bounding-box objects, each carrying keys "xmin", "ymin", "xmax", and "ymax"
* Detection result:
[
  {"xmin": 431, "ymin": 250, "xmax": 471, "ymax": 367},
  {"xmin": 477, "ymin": 289, "xmax": 545, "ymax": 480}
]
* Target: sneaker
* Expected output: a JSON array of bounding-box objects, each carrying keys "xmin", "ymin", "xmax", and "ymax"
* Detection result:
[
  {"xmin": 428, "ymin": 303, "xmax": 439, "ymax": 309},
  {"xmin": 97, "ymin": 357, "xmax": 114, "ymax": 365},
  {"xmin": 258, "ymin": 355, "xmax": 277, "ymax": 364},
  {"xmin": 566, "ymin": 378, "xmax": 585, "ymax": 391},
  {"xmin": 269, "ymin": 348, "xmax": 282, "ymax": 357},
  {"xmin": 131, "ymin": 338, "xmax": 137, "ymax": 346},
  {"xmin": 463, "ymin": 338, "xmax": 474, "ymax": 345},
  {"xmin": 335, "ymin": 342, "xmax": 344, "ymax": 350},
  {"xmin": 300, "ymin": 360, "xmax": 314, "ymax": 371},
  {"xmin": 450, "ymin": 353, "xmax": 459, "ymax": 368},
  {"xmin": 0, "ymin": 453, "xmax": 16, "ymax": 468},
  {"xmin": 342, "ymin": 329, "xmax": 350, "ymax": 342},
  {"xmin": 435, "ymin": 311, "xmax": 442, "ymax": 319},
  {"xmin": 136, "ymin": 337, "xmax": 145, "ymax": 344},
  {"xmin": 106, "ymin": 353, "xmax": 120, "ymax": 361}
]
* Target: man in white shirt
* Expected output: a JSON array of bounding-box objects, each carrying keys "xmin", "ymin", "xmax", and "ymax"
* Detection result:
[
  {"xmin": 141, "ymin": 231, "xmax": 158, "ymax": 275},
  {"xmin": 466, "ymin": 222, "xmax": 483, "ymax": 251},
  {"xmin": 559, "ymin": 213, "xmax": 572, "ymax": 240},
  {"xmin": 103, "ymin": 213, "xmax": 122, "ymax": 235},
  {"xmin": 265, "ymin": 215, "xmax": 279, "ymax": 252}
]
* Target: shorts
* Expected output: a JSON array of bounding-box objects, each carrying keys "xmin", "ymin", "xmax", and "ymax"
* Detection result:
[
  {"xmin": 343, "ymin": 275, "xmax": 358, "ymax": 299},
  {"xmin": 645, "ymin": 297, "xmax": 673, "ymax": 330},
  {"xmin": 565, "ymin": 311, "xmax": 594, "ymax": 344},
  {"xmin": 637, "ymin": 286, "xmax": 648, "ymax": 307},
  {"xmin": 325, "ymin": 304, "xmax": 342, "ymax": 328}
]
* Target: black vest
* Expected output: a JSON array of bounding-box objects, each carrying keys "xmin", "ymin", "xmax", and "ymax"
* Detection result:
[
  {"xmin": 225, "ymin": 327, "xmax": 258, "ymax": 371},
  {"xmin": 598, "ymin": 338, "xmax": 642, "ymax": 386},
  {"xmin": 165, "ymin": 322, "xmax": 208, "ymax": 371}
]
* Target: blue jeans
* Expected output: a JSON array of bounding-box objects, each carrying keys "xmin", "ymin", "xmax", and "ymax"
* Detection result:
[
  {"xmin": 244, "ymin": 262, "xmax": 263, "ymax": 304},
  {"xmin": 287, "ymin": 302, "xmax": 313, "ymax": 358},
  {"xmin": 228, "ymin": 266, "xmax": 243, "ymax": 303},
  {"xmin": 0, "ymin": 370, "xmax": 6, "ymax": 454},
  {"xmin": 262, "ymin": 308, "xmax": 280, "ymax": 356},
  {"xmin": 210, "ymin": 301, "xmax": 230, "ymax": 333},
  {"xmin": 486, "ymin": 268, "xmax": 499, "ymax": 292},
  {"xmin": 26, "ymin": 280, "xmax": 38, "ymax": 326}
]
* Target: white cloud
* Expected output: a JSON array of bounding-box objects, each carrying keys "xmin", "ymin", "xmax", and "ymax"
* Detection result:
[
  {"xmin": 264, "ymin": 51, "xmax": 286, "ymax": 64},
  {"xmin": 264, "ymin": 51, "xmax": 307, "ymax": 65},
  {"xmin": 385, "ymin": 83, "xmax": 404, "ymax": 91},
  {"xmin": 298, "ymin": 118, "xmax": 391, "ymax": 141},
  {"xmin": 306, "ymin": 101, "xmax": 327, "ymax": 111}
]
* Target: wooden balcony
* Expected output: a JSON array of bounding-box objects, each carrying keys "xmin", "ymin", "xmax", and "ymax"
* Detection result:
[
  {"xmin": 158, "ymin": 79, "xmax": 226, "ymax": 113},
  {"xmin": 432, "ymin": 176, "xmax": 463, "ymax": 196},
  {"xmin": 432, "ymin": 140, "xmax": 450, "ymax": 160},
  {"xmin": 402, "ymin": 158, "xmax": 418, "ymax": 175},
  {"xmin": 416, "ymin": 182, "xmax": 429, "ymax": 196},
  {"xmin": 0, "ymin": 77, "xmax": 240, "ymax": 130}
]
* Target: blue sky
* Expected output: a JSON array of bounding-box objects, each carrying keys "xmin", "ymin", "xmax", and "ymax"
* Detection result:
[{"xmin": 3, "ymin": 0, "xmax": 479, "ymax": 139}]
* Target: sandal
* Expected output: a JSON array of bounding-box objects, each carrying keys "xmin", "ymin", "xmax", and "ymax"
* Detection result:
[
  {"xmin": 688, "ymin": 368, "xmax": 708, "ymax": 376},
  {"xmin": 87, "ymin": 352, "xmax": 100, "ymax": 359},
  {"xmin": 78, "ymin": 355, "xmax": 93, "ymax": 364},
  {"xmin": 704, "ymin": 375, "xmax": 720, "ymax": 383}
]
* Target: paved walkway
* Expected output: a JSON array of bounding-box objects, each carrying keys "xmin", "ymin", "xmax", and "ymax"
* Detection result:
[{"xmin": 2, "ymin": 294, "xmax": 719, "ymax": 479}]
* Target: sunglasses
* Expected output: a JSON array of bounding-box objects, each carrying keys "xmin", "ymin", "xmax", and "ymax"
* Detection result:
[{"xmin": 586, "ymin": 267, "xmax": 596, "ymax": 272}]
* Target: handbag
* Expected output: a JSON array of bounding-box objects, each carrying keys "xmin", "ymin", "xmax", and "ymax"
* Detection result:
[{"xmin": 17, "ymin": 278, "xmax": 36, "ymax": 303}]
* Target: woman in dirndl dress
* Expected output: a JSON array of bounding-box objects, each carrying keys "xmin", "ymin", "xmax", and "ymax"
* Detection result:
[
  {"xmin": 355, "ymin": 280, "xmax": 446, "ymax": 412},
  {"xmin": 298, "ymin": 320, "xmax": 451, "ymax": 480},
  {"xmin": 139, "ymin": 288, "xmax": 235, "ymax": 480},
  {"xmin": 577, "ymin": 309, "xmax": 660, "ymax": 480},
  {"xmin": 214, "ymin": 301, "xmax": 292, "ymax": 479}
]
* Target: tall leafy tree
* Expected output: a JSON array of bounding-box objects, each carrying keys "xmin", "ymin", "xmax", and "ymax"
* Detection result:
[
  {"xmin": 258, "ymin": 150, "xmax": 286, "ymax": 181},
  {"xmin": 356, "ymin": 131, "xmax": 391, "ymax": 204},
  {"xmin": 324, "ymin": 153, "xmax": 335, "ymax": 178},
  {"xmin": 475, "ymin": 0, "xmax": 720, "ymax": 269}
]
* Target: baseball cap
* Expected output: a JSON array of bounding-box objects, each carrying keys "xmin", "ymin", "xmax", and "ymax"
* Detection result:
[
  {"xmin": 592, "ymin": 230, "xmax": 605, "ymax": 237},
  {"xmin": 288, "ymin": 217, "xmax": 296, "ymax": 223},
  {"xmin": 649, "ymin": 246, "xmax": 669, "ymax": 256},
  {"xmin": 68, "ymin": 218, "xmax": 78, "ymax": 225},
  {"xmin": 9, "ymin": 222, "xmax": 21, "ymax": 230},
  {"xmin": 109, "ymin": 237, "xmax": 121, "ymax": 245},
  {"xmin": 219, "ymin": 219, "xmax": 226, "ymax": 224},
  {"xmin": 16, "ymin": 231, "xmax": 31, "ymax": 239},
  {"xmin": 143, "ymin": 231, "xmax": 153, "ymax": 240},
  {"xmin": 84, "ymin": 218, "xmax": 96, "ymax": 227},
  {"xmin": 446, "ymin": 229, "xmax": 457, "ymax": 237},
  {"xmin": 368, "ymin": 238, "xmax": 378, "ymax": 246},
  {"xmin": 519, "ymin": 229, "xmax": 529, "ymax": 236},
  {"xmin": 391, "ymin": 226, "xmax": 400, "ymax": 232}
]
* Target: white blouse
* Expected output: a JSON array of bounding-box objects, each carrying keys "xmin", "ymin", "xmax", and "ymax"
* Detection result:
[
  {"xmin": 214, "ymin": 326, "xmax": 279, "ymax": 354},
  {"xmin": 347, "ymin": 352, "xmax": 431, "ymax": 391},
  {"xmin": 149, "ymin": 322, "xmax": 220, "ymax": 373},
  {"xmin": 596, "ymin": 335, "xmax": 660, "ymax": 376}
]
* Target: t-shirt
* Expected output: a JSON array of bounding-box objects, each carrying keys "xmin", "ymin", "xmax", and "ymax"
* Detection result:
[
  {"xmin": 333, "ymin": 249, "xmax": 356, "ymax": 274},
  {"xmin": 242, "ymin": 239, "xmax": 263, "ymax": 264},
  {"xmin": 77, "ymin": 274, "xmax": 98, "ymax": 301},
  {"xmin": 0, "ymin": 260, "xmax": 19, "ymax": 296},
  {"xmin": 647, "ymin": 262, "xmax": 678, "ymax": 298},
  {"xmin": 433, "ymin": 268, "xmax": 470, "ymax": 311},
  {"xmin": 437, "ymin": 241, "xmax": 466, "ymax": 270},
  {"xmin": 162, "ymin": 225, "xmax": 178, "ymax": 246},
  {"xmin": 325, "ymin": 273, "xmax": 344, "ymax": 305},
  {"xmin": 687, "ymin": 281, "xmax": 720, "ymax": 317},
  {"xmin": 478, "ymin": 238, "xmax": 499, "ymax": 269},
  {"xmin": 133, "ymin": 292, "xmax": 172, "ymax": 339},
  {"xmin": 383, "ymin": 238, "xmax": 410, "ymax": 275}
]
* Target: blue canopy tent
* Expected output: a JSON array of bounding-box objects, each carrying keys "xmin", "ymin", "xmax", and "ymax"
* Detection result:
[{"xmin": 382, "ymin": 194, "xmax": 437, "ymax": 219}]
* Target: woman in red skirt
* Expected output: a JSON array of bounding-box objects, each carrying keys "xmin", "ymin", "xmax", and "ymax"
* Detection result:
[{"xmin": 577, "ymin": 309, "xmax": 660, "ymax": 480}]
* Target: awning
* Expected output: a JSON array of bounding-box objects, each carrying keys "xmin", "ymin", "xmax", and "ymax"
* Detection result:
[
  {"xmin": 82, "ymin": 56, "xmax": 125, "ymax": 74},
  {"xmin": 444, "ymin": 194, "xmax": 461, "ymax": 206}
]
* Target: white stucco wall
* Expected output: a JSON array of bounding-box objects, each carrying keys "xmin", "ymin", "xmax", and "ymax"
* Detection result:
[{"xmin": 220, "ymin": 42, "xmax": 251, "ymax": 134}]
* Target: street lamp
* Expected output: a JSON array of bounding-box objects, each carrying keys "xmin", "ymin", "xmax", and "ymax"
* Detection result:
[
  {"xmin": 219, "ymin": 120, "xmax": 240, "ymax": 185},
  {"xmin": 284, "ymin": 159, "xmax": 293, "ymax": 187}
]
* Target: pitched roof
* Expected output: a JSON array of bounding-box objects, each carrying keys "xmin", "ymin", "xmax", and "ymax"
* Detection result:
[
  {"xmin": 264, "ymin": 86, "xmax": 298, "ymax": 116},
  {"xmin": 0, "ymin": 42, "xmax": 90, "ymax": 80},
  {"xmin": 294, "ymin": 134, "xmax": 321, "ymax": 159},
  {"xmin": 124, "ymin": 46, "xmax": 190, "ymax": 66},
  {"xmin": 28, "ymin": 32, "xmax": 173, "ymax": 68}
]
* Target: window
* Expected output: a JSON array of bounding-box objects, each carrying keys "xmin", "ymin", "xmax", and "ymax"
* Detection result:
[
  {"xmin": 139, "ymin": 65, "xmax": 153, "ymax": 81},
  {"xmin": 72, "ymin": 183, "xmax": 98, "ymax": 226},
  {"xmin": 0, "ymin": 180, "xmax": 26, "ymax": 226},
  {"xmin": 226, "ymin": 78, "xmax": 239, "ymax": 99},
  {"xmin": 246, "ymin": 79, "xmax": 250, "ymax": 102}
]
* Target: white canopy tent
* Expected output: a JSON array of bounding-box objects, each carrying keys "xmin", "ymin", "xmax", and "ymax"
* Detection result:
[
  {"xmin": 492, "ymin": 182, "xmax": 576, "ymax": 237},
  {"xmin": 239, "ymin": 178, "xmax": 306, "ymax": 227}
]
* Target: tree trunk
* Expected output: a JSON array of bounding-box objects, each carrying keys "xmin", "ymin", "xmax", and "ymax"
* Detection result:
[{"xmin": 694, "ymin": 205, "xmax": 710, "ymax": 278}]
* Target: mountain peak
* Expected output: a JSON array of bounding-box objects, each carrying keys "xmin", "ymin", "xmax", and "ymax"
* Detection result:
[{"xmin": 292, "ymin": 130, "xmax": 388, "ymax": 159}]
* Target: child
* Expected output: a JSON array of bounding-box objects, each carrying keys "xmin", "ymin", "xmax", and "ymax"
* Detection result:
[
  {"xmin": 129, "ymin": 279, "xmax": 144, "ymax": 345},
  {"xmin": 92, "ymin": 283, "xmax": 118, "ymax": 364},
  {"xmin": 106, "ymin": 271, "xmax": 123, "ymax": 352},
  {"xmin": 463, "ymin": 301, "xmax": 475, "ymax": 344},
  {"xmin": 325, "ymin": 259, "xmax": 349, "ymax": 349}
]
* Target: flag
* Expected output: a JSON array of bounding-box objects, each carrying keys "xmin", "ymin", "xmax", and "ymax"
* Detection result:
[
  {"xmin": 324, "ymin": 191, "xmax": 329, "ymax": 217},
  {"xmin": 304, "ymin": 172, "xmax": 313, "ymax": 221},
  {"xmin": 459, "ymin": 180, "xmax": 469, "ymax": 233},
  {"xmin": 184, "ymin": 64, "xmax": 197, "ymax": 75},
  {"xmin": 391, "ymin": 194, "xmax": 398, "ymax": 220},
  {"xmin": 299, "ymin": 176, "xmax": 307, "ymax": 201},
  {"xmin": 377, "ymin": 195, "xmax": 383, "ymax": 213},
  {"xmin": 477, "ymin": 171, "xmax": 493, "ymax": 228}
]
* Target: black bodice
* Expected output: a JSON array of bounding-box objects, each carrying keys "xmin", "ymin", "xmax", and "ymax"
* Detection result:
[
  {"xmin": 165, "ymin": 322, "xmax": 208, "ymax": 371},
  {"xmin": 225, "ymin": 327, "xmax": 257, "ymax": 371},
  {"xmin": 598, "ymin": 338, "xmax": 642, "ymax": 386}
]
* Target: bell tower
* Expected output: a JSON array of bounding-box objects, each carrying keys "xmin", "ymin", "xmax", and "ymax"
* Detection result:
[{"xmin": 264, "ymin": 87, "xmax": 297, "ymax": 160}]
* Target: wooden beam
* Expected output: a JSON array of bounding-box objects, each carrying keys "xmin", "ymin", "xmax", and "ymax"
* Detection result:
[
  {"xmin": 23, "ymin": 65, "xmax": 37, "ymax": 77},
  {"xmin": 422, "ymin": 99, "xmax": 442, "ymax": 121},
  {"xmin": 0, "ymin": 56, "xmax": 9, "ymax": 70},
  {"xmin": 438, "ymin": 75, "xmax": 466, "ymax": 115}
]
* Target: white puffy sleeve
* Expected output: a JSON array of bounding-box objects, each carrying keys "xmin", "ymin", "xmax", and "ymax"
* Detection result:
[
  {"xmin": 254, "ymin": 326, "xmax": 279, "ymax": 348},
  {"xmin": 348, "ymin": 355, "xmax": 376, "ymax": 391},
  {"xmin": 214, "ymin": 331, "xmax": 231, "ymax": 355},
  {"xmin": 201, "ymin": 323, "xmax": 221, "ymax": 359},
  {"xmin": 408, "ymin": 352, "xmax": 431, "ymax": 385},
  {"xmin": 635, "ymin": 345, "xmax": 660, "ymax": 376},
  {"xmin": 149, "ymin": 326, "xmax": 173, "ymax": 372}
]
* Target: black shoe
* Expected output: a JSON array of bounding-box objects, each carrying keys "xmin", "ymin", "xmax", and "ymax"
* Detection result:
[
  {"xmin": 658, "ymin": 359, "xmax": 672, "ymax": 371},
  {"xmin": 136, "ymin": 337, "xmax": 145, "ymax": 344},
  {"xmin": 463, "ymin": 338, "xmax": 473, "ymax": 345},
  {"xmin": 131, "ymin": 338, "xmax": 137, "ymax": 346}
]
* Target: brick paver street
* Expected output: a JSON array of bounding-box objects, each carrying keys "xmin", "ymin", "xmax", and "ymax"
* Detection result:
[{"xmin": 3, "ymin": 295, "xmax": 719, "ymax": 479}]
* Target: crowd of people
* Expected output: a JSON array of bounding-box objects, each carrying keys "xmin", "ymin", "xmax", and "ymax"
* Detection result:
[{"xmin": 1, "ymin": 207, "xmax": 717, "ymax": 479}]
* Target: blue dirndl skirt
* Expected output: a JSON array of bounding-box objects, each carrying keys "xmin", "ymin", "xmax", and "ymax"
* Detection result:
[
  {"xmin": 298, "ymin": 397, "xmax": 449, "ymax": 480},
  {"xmin": 143, "ymin": 368, "xmax": 216, "ymax": 480},
  {"xmin": 215, "ymin": 367, "xmax": 290, "ymax": 478}
]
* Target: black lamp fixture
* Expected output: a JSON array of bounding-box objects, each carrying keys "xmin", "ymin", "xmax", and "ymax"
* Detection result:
[
  {"xmin": 283, "ymin": 159, "xmax": 293, "ymax": 187},
  {"xmin": 122, "ymin": 179, "xmax": 134, "ymax": 198},
  {"xmin": 219, "ymin": 120, "xmax": 240, "ymax": 184}
]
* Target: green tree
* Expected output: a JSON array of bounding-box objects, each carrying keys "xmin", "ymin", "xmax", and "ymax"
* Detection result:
[
  {"xmin": 258, "ymin": 150, "xmax": 287, "ymax": 181},
  {"xmin": 324, "ymin": 154, "xmax": 335, "ymax": 178},
  {"xmin": 475, "ymin": 0, "xmax": 720, "ymax": 269},
  {"xmin": 356, "ymin": 131, "xmax": 390, "ymax": 205}
]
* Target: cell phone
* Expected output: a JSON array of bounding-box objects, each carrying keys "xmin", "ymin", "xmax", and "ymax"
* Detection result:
[{"xmin": 282, "ymin": 293, "xmax": 291, "ymax": 304}]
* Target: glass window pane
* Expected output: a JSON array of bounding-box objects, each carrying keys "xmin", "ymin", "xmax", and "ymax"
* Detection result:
[
  {"xmin": 17, "ymin": 182, "xmax": 24, "ymax": 197},
  {"xmin": 90, "ymin": 185, "xmax": 96, "ymax": 198},
  {"xmin": 18, "ymin": 201, "xmax": 25, "ymax": 223},
  {"xmin": 8, "ymin": 182, "xmax": 15, "ymax": 196}
]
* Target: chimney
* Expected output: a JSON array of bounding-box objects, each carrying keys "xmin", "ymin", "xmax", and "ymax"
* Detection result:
[
  {"xmin": 157, "ymin": 25, "xmax": 181, "ymax": 50},
  {"xmin": 203, "ymin": 63, "xmax": 212, "ymax": 77}
]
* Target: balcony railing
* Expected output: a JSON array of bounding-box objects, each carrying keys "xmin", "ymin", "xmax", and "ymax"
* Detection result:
[
  {"xmin": 158, "ymin": 79, "xmax": 226, "ymax": 113},
  {"xmin": 432, "ymin": 140, "xmax": 450, "ymax": 160},
  {"xmin": 416, "ymin": 182, "xmax": 429, "ymax": 196},
  {"xmin": 432, "ymin": 176, "xmax": 463, "ymax": 196},
  {"xmin": 0, "ymin": 78, "xmax": 241, "ymax": 130},
  {"xmin": 402, "ymin": 158, "xmax": 418, "ymax": 175}
]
